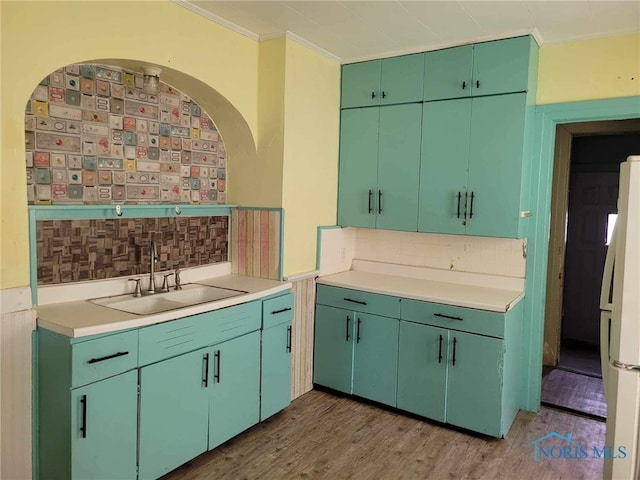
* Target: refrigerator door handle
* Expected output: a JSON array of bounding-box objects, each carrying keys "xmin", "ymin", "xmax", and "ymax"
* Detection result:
[
  {"xmin": 611, "ymin": 359, "xmax": 640, "ymax": 371},
  {"xmin": 600, "ymin": 224, "xmax": 617, "ymax": 311}
]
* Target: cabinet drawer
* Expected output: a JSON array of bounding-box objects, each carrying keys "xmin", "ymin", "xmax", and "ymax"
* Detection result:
[
  {"xmin": 316, "ymin": 285, "xmax": 400, "ymax": 318},
  {"xmin": 139, "ymin": 302, "xmax": 261, "ymax": 366},
  {"xmin": 263, "ymin": 293, "xmax": 294, "ymax": 328},
  {"xmin": 401, "ymin": 299, "xmax": 505, "ymax": 338},
  {"xmin": 72, "ymin": 330, "xmax": 138, "ymax": 387}
]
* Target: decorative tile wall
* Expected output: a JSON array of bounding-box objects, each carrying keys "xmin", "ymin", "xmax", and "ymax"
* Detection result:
[
  {"xmin": 230, "ymin": 208, "xmax": 281, "ymax": 280},
  {"xmin": 25, "ymin": 64, "xmax": 226, "ymax": 205},
  {"xmin": 36, "ymin": 216, "xmax": 228, "ymax": 285}
]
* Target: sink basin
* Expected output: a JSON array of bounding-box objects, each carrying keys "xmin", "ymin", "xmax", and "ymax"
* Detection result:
[
  {"xmin": 168, "ymin": 283, "xmax": 247, "ymax": 305},
  {"xmin": 88, "ymin": 283, "xmax": 247, "ymax": 315}
]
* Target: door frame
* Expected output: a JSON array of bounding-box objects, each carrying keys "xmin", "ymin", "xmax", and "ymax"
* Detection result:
[
  {"xmin": 522, "ymin": 95, "xmax": 640, "ymax": 411},
  {"xmin": 543, "ymin": 120, "xmax": 640, "ymax": 367}
]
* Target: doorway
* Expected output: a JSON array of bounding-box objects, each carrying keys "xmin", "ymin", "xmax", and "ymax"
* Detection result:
[{"xmin": 542, "ymin": 120, "xmax": 640, "ymax": 419}]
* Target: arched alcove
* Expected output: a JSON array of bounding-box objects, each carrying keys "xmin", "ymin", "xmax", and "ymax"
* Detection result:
[{"xmin": 25, "ymin": 59, "xmax": 257, "ymax": 205}]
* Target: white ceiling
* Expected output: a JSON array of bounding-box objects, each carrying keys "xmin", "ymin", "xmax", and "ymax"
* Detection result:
[{"xmin": 178, "ymin": 0, "xmax": 640, "ymax": 63}]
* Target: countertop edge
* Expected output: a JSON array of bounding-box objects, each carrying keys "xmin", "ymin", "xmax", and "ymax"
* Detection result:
[
  {"xmin": 37, "ymin": 282, "xmax": 292, "ymax": 338},
  {"xmin": 316, "ymin": 273, "xmax": 524, "ymax": 313}
]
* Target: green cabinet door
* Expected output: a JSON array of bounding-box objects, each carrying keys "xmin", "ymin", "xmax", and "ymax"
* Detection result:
[
  {"xmin": 352, "ymin": 313, "xmax": 399, "ymax": 407},
  {"xmin": 466, "ymin": 93, "xmax": 526, "ymax": 238},
  {"xmin": 337, "ymin": 108, "xmax": 379, "ymax": 228},
  {"xmin": 260, "ymin": 322, "xmax": 292, "ymax": 420},
  {"xmin": 313, "ymin": 305, "xmax": 354, "ymax": 393},
  {"xmin": 472, "ymin": 36, "xmax": 531, "ymax": 97},
  {"xmin": 341, "ymin": 60, "xmax": 381, "ymax": 108},
  {"xmin": 418, "ymin": 99, "xmax": 471, "ymax": 235},
  {"xmin": 424, "ymin": 45, "xmax": 473, "ymax": 101},
  {"xmin": 380, "ymin": 53, "xmax": 425, "ymax": 105},
  {"xmin": 71, "ymin": 370, "xmax": 137, "ymax": 480},
  {"xmin": 446, "ymin": 331, "xmax": 504, "ymax": 437},
  {"xmin": 139, "ymin": 348, "xmax": 210, "ymax": 480},
  {"xmin": 209, "ymin": 331, "xmax": 261, "ymax": 450},
  {"xmin": 376, "ymin": 103, "xmax": 422, "ymax": 231},
  {"xmin": 397, "ymin": 322, "xmax": 448, "ymax": 422}
]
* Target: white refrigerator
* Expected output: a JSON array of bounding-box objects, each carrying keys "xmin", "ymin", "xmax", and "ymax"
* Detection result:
[{"xmin": 600, "ymin": 155, "xmax": 640, "ymax": 480}]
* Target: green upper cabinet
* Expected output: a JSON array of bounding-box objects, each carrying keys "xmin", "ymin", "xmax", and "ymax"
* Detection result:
[
  {"xmin": 419, "ymin": 92, "xmax": 529, "ymax": 238},
  {"xmin": 337, "ymin": 107, "xmax": 379, "ymax": 229},
  {"xmin": 341, "ymin": 54, "xmax": 425, "ymax": 108},
  {"xmin": 466, "ymin": 93, "xmax": 527, "ymax": 237},
  {"xmin": 425, "ymin": 36, "xmax": 535, "ymax": 101},
  {"xmin": 471, "ymin": 36, "xmax": 533, "ymax": 97},
  {"xmin": 338, "ymin": 103, "xmax": 422, "ymax": 232},
  {"xmin": 341, "ymin": 60, "xmax": 381, "ymax": 109},
  {"xmin": 418, "ymin": 99, "xmax": 471, "ymax": 235},
  {"xmin": 378, "ymin": 54, "xmax": 425, "ymax": 106},
  {"xmin": 376, "ymin": 103, "xmax": 422, "ymax": 231},
  {"xmin": 424, "ymin": 45, "xmax": 474, "ymax": 101}
]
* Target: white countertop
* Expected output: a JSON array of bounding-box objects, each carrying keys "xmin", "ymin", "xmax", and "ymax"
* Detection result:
[
  {"xmin": 316, "ymin": 261, "xmax": 524, "ymax": 313},
  {"xmin": 37, "ymin": 274, "xmax": 291, "ymax": 338}
]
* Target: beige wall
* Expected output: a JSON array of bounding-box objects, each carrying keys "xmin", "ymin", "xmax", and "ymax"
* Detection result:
[
  {"xmin": 282, "ymin": 39, "xmax": 340, "ymax": 276},
  {"xmin": 1, "ymin": 3, "xmax": 338, "ymax": 477},
  {"xmin": 0, "ymin": 0, "xmax": 260, "ymax": 290},
  {"xmin": 537, "ymin": 33, "xmax": 640, "ymax": 104}
]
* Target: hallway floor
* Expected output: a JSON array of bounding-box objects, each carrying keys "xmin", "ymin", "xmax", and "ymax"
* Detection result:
[
  {"xmin": 541, "ymin": 341, "xmax": 607, "ymax": 420},
  {"xmin": 163, "ymin": 389, "xmax": 605, "ymax": 480}
]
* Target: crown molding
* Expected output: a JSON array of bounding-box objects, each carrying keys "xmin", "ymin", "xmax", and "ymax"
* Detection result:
[
  {"xmin": 171, "ymin": 0, "xmax": 260, "ymax": 41},
  {"xmin": 343, "ymin": 28, "xmax": 543, "ymax": 64},
  {"xmin": 282, "ymin": 32, "xmax": 342, "ymax": 63}
]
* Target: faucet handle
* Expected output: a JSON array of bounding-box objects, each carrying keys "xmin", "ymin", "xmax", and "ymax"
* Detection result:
[
  {"xmin": 128, "ymin": 278, "xmax": 142, "ymax": 297},
  {"xmin": 161, "ymin": 272, "xmax": 175, "ymax": 292},
  {"xmin": 174, "ymin": 267, "xmax": 182, "ymax": 290}
]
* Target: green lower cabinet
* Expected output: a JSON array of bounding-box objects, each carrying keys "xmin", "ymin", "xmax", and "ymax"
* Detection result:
[
  {"xmin": 209, "ymin": 331, "xmax": 261, "ymax": 450},
  {"xmin": 446, "ymin": 331, "xmax": 504, "ymax": 437},
  {"xmin": 397, "ymin": 322, "xmax": 448, "ymax": 422},
  {"xmin": 260, "ymin": 321, "xmax": 292, "ymax": 420},
  {"xmin": 313, "ymin": 305, "xmax": 355, "ymax": 393},
  {"xmin": 352, "ymin": 313, "xmax": 399, "ymax": 406},
  {"xmin": 138, "ymin": 348, "xmax": 210, "ymax": 480},
  {"xmin": 71, "ymin": 370, "xmax": 138, "ymax": 480},
  {"xmin": 314, "ymin": 304, "xmax": 399, "ymax": 407}
]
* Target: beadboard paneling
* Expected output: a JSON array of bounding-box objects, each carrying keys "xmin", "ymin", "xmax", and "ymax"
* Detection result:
[
  {"xmin": 290, "ymin": 276, "xmax": 316, "ymax": 400},
  {"xmin": 1, "ymin": 307, "xmax": 36, "ymax": 480},
  {"xmin": 231, "ymin": 209, "xmax": 281, "ymax": 280}
]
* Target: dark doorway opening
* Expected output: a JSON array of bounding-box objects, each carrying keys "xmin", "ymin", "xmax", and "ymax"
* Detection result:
[{"xmin": 542, "ymin": 126, "xmax": 640, "ymax": 420}]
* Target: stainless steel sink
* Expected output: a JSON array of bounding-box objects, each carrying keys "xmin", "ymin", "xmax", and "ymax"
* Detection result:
[{"xmin": 88, "ymin": 283, "xmax": 247, "ymax": 315}]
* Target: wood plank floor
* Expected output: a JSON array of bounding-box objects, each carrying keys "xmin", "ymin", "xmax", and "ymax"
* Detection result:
[
  {"xmin": 541, "ymin": 368, "xmax": 607, "ymax": 419},
  {"xmin": 163, "ymin": 390, "xmax": 605, "ymax": 480}
]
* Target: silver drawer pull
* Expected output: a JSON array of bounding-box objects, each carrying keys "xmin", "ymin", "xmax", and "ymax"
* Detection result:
[
  {"xmin": 433, "ymin": 313, "xmax": 463, "ymax": 321},
  {"xmin": 87, "ymin": 351, "xmax": 129, "ymax": 364}
]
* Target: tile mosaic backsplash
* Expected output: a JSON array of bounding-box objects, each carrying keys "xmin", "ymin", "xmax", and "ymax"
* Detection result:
[
  {"xmin": 36, "ymin": 216, "xmax": 228, "ymax": 285},
  {"xmin": 25, "ymin": 64, "xmax": 226, "ymax": 204}
]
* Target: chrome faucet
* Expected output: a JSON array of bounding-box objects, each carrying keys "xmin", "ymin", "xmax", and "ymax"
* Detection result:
[
  {"xmin": 148, "ymin": 236, "xmax": 158, "ymax": 293},
  {"xmin": 174, "ymin": 267, "xmax": 182, "ymax": 290}
]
